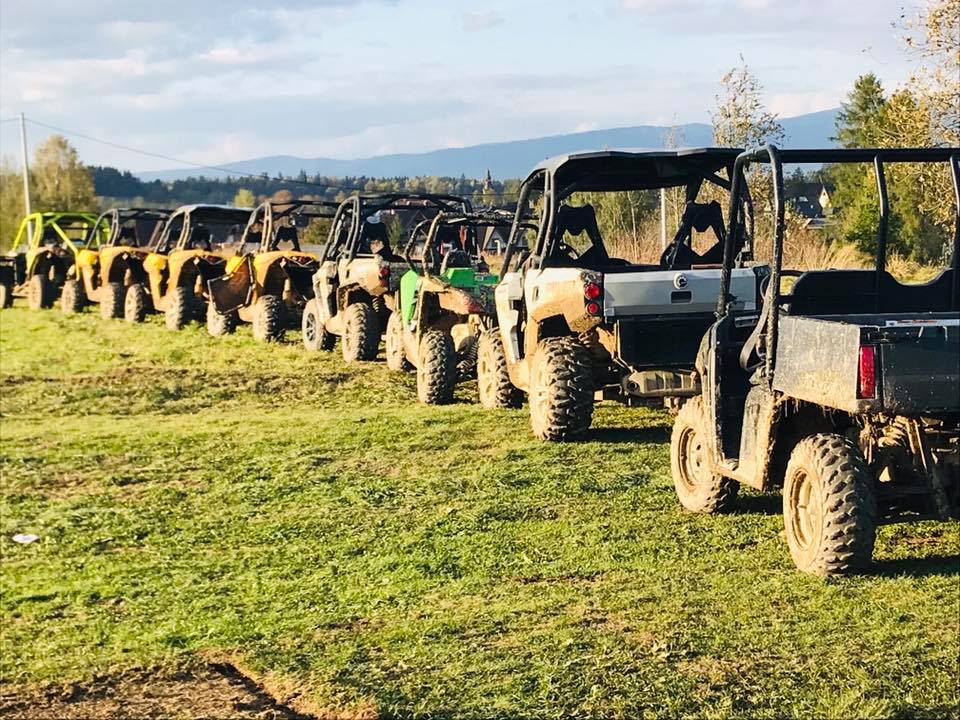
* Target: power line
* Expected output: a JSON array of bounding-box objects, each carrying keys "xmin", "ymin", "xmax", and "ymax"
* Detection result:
[{"xmin": 22, "ymin": 116, "xmax": 520, "ymax": 199}]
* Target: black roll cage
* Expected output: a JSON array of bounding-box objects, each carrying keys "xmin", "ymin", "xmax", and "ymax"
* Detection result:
[
  {"xmin": 321, "ymin": 193, "xmax": 472, "ymax": 263},
  {"xmin": 90, "ymin": 208, "xmax": 172, "ymax": 248},
  {"xmin": 151, "ymin": 206, "xmax": 252, "ymax": 253},
  {"xmin": 240, "ymin": 200, "xmax": 341, "ymax": 254},
  {"xmin": 500, "ymin": 149, "xmax": 747, "ymax": 275},
  {"xmin": 719, "ymin": 145, "xmax": 960, "ymax": 380},
  {"xmin": 401, "ymin": 210, "xmax": 536, "ymax": 277}
]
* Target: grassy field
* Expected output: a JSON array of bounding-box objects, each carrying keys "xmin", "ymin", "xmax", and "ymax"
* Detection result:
[{"xmin": 1, "ymin": 307, "xmax": 958, "ymax": 719}]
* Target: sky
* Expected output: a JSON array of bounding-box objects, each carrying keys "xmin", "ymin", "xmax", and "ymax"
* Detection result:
[{"xmin": 0, "ymin": 0, "xmax": 922, "ymax": 172}]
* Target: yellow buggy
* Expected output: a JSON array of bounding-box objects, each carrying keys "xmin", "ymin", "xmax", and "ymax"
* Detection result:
[
  {"xmin": 0, "ymin": 211, "xmax": 101, "ymax": 310},
  {"xmin": 207, "ymin": 200, "xmax": 338, "ymax": 342}
]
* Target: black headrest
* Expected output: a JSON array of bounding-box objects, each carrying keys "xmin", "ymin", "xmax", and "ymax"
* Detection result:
[{"xmin": 556, "ymin": 204, "xmax": 599, "ymax": 237}]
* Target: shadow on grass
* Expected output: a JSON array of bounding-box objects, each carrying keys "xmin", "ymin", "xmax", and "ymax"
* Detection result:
[
  {"xmin": 734, "ymin": 493, "xmax": 782, "ymax": 516},
  {"xmin": 871, "ymin": 555, "xmax": 960, "ymax": 578},
  {"xmin": 584, "ymin": 425, "xmax": 671, "ymax": 444}
]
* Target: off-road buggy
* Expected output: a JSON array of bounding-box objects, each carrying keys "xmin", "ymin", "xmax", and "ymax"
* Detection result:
[
  {"xmin": 486, "ymin": 148, "xmax": 764, "ymax": 440},
  {"xmin": 385, "ymin": 211, "xmax": 530, "ymax": 404},
  {"xmin": 671, "ymin": 145, "xmax": 959, "ymax": 576},
  {"xmin": 302, "ymin": 193, "xmax": 471, "ymax": 362},
  {"xmin": 139, "ymin": 204, "xmax": 252, "ymax": 330},
  {"xmin": 0, "ymin": 211, "xmax": 101, "ymax": 310},
  {"xmin": 206, "ymin": 200, "xmax": 339, "ymax": 341},
  {"xmin": 61, "ymin": 208, "xmax": 171, "ymax": 318}
]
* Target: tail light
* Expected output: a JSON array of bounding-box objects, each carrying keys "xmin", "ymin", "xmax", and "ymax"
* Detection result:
[
  {"xmin": 857, "ymin": 345, "xmax": 877, "ymax": 399},
  {"xmin": 584, "ymin": 280, "xmax": 602, "ymax": 316},
  {"xmin": 379, "ymin": 266, "xmax": 390, "ymax": 285}
]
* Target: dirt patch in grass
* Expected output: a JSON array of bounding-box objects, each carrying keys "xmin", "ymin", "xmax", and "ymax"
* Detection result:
[{"xmin": 0, "ymin": 663, "xmax": 315, "ymax": 720}]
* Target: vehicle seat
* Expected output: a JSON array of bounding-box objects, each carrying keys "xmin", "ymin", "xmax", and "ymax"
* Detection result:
[
  {"xmin": 784, "ymin": 269, "xmax": 956, "ymax": 315},
  {"xmin": 550, "ymin": 204, "xmax": 627, "ymax": 269},
  {"xmin": 440, "ymin": 248, "xmax": 471, "ymax": 274},
  {"xmin": 274, "ymin": 226, "xmax": 300, "ymax": 252},
  {"xmin": 188, "ymin": 226, "xmax": 212, "ymax": 251},
  {"xmin": 660, "ymin": 201, "xmax": 726, "ymax": 270}
]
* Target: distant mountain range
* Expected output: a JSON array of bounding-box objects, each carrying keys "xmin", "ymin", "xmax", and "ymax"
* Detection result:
[{"xmin": 138, "ymin": 108, "xmax": 838, "ymax": 182}]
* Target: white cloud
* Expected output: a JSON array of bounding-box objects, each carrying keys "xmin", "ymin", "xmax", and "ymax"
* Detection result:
[{"xmin": 462, "ymin": 11, "xmax": 504, "ymax": 32}]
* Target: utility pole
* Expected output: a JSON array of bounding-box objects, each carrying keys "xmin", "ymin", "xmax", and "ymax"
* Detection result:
[
  {"xmin": 19, "ymin": 113, "xmax": 31, "ymax": 216},
  {"xmin": 659, "ymin": 188, "xmax": 667, "ymax": 248},
  {"xmin": 19, "ymin": 113, "xmax": 34, "ymax": 246}
]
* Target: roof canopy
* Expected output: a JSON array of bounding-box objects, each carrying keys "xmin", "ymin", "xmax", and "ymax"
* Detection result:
[{"xmin": 531, "ymin": 147, "xmax": 743, "ymax": 196}]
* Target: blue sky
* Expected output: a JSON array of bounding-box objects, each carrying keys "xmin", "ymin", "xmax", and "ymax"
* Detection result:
[{"xmin": 0, "ymin": 0, "xmax": 920, "ymax": 171}]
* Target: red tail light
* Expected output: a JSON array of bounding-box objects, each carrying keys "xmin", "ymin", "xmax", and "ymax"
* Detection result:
[
  {"xmin": 379, "ymin": 266, "xmax": 390, "ymax": 278},
  {"xmin": 584, "ymin": 282, "xmax": 602, "ymax": 300},
  {"xmin": 858, "ymin": 345, "xmax": 877, "ymax": 399},
  {"xmin": 585, "ymin": 301, "xmax": 601, "ymax": 316}
]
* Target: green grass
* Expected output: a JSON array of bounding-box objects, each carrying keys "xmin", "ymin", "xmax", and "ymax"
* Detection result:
[{"xmin": 1, "ymin": 307, "xmax": 958, "ymax": 719}]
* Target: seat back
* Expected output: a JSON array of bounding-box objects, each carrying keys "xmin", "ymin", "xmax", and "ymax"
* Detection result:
[{"xmin": 786, "ymin": 268, "xmax": 956, "ymax": 315}]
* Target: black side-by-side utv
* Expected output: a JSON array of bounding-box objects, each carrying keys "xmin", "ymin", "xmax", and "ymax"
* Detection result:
[{"xmin": 671, "ymin": 146, "xmax": 959, "ymax": 576}]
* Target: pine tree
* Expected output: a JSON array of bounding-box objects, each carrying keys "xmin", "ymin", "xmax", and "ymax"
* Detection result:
[{"xmin": 833, "ymin": 74, "xmax": 886, "ymax": 148}]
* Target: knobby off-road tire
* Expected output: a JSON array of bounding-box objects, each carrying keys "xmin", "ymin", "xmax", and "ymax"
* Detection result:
[
  {"xmin": 0, "ymin": 282, "xmax": 12, "ymax": 309},
  {"xmin": 100, "ymin": 282, "xmax": 126, "ymax": 320},
  {"xmin": 206, "ymin": 300, "xmax": 237, "ymax": 337},
  {"xmin": 783, "ymin": 433, "xmax": 877, "ymax": 577},
  {"xmin": 528, "ymin": 336, "xmax": 593, "ymax": 441},
  {"xmin": 301, "ymin": 299, "xmax": 336, "ymax": 352},
  {"xmin": 385, "ymin": 310, "xmax": 411, "ymax": 371},
  {"xmin": 252, "ymin": 295, "xmax": 285, "ymax": 343},
  {"xmin": 28, "ymin": 274, "xmax": 54, "ymax": 310},
  {"xmin": 456, "ymin": 335, "xmax": 479, "ymax": 381},
  {"xmin": 670, "ymin": 397, "xmax": 739, "ymax": 513},
  {"xmin": 165, "ymin": 286, "xmax": 196, "ymax": 331},
  {"xmin": 341, "ymin": 302, "xmax": 380, "ymax": 363},
  {"xmin": 476, "ymin": 328, "xmax": 521, "ymax": 409},
  {"xmin": 60, "ymin": 279, "xmax": 86, "ymax": 314},
  {"xmin": 125, "ymin": 283, "xmax": 149, "ymax": 323},
  {"xmin": 417, "ymin": 329, "xmax": 457, "ymax": 405}
]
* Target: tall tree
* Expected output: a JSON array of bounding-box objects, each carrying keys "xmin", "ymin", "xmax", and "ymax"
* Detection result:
[
  {"xmin": 30, "ymin": 135, "xmax": 96, "ymax": 211},
  {"xmin": 833, "ymin": 73, "xmax": 886, "ymax": 148},
  {"xmin": 711, "ymin": 60, "xmax": 785, "ymax": 148},
  {"xmin": 233, "ymin": 188, "xmax": 256, "ymax": 208},
  {"xmin": 0, "ymin": 159, "xmax": 26, "ymax": 251},
  {"xmin": 710, "ymin": 61, "xmax": 784, "ymax": 259}
]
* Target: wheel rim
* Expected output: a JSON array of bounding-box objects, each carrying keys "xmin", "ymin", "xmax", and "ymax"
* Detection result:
[
  {"xmin": 478, "ymin": 350, "xmax": 494, "ymax": 401},
  {"xmin": 343, "ymin": 322, "xmax": 355, "ymax": 356},
  {"xmin": 387, "ymin": 323, "xmax": 399, "ymax": 358},
  {"xmin": 789, "ymin": 470, "xmax": 820, "ymax": 551},
  {"xmin": 677, "ymin": 426, "xmax": 705, "ymax": 493},
  {"xmin": 530, "ymin": 358, "xmax": 550, "ymax": 426},
  {"xmin": 304, "ymin": 311, "xmax": 317, "ymax": 343}
]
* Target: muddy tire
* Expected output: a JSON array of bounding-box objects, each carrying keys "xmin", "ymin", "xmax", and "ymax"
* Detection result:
[
  {"xmin": 28, "ymin": 274, "xmax": 54, "ymax": 310},
  {"xmin": 125, "ymin": 283, "xmax": 149, "ymax": 323},
  {"xmin": 165, "ymin": 286, "xmax": 196, "ymax": 331},
  {"xmin": 528, "ymin": 336, "xmax": 593, "ymax": 441},
  {"xmin": 99, "ymin": 282, "xmax": 125, "ymax": 320},
  {"xmin": 206, "ymin": 300, "xmax": 237, "ymax": 337},
  {"xmin": 302, "ymin": 299, "xmax": 335, "ymax": 352},
  {"xmin": 783, "ymin": 434, "xmax": 877, "ymax": 577},
  {"xmin": 455, "ymin": 335, "xmax": 479, "ymax": 380},
  {"xmin": 341, "ymin": 302, "xmax": 379, "ymax": 363},
  {"xmin": 0, "ymin": 282, "xmax": 12, "ymax": 309},
  {"xmin": 670, "ymin": 397, "xmax": 739, "ymax": 513},
  {"xmin": 417, "ymin": 329, "xmax": 457, "ymax": 405},
  {"xmin": 385, "ymin": 311, "xmax": 411, "ymax": 372},
  {"xmin": 60, "ymin": 279, "xmax": 86, "ymax": 314},
  {"xmin": 252, "ymin": 295, "xmax": 285, "ymax": 343},
  {"xmin": 477, "ymin": 328, "xmax": 521, "ymax": 409}
]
